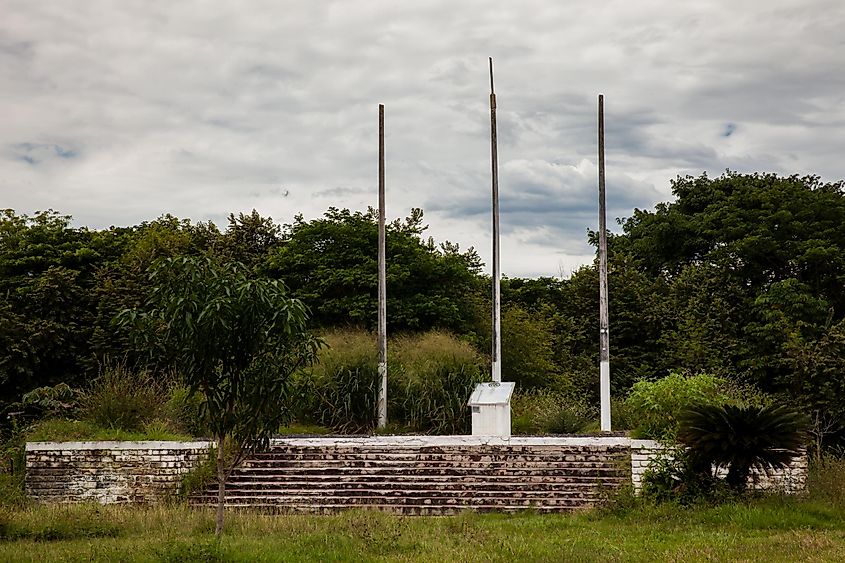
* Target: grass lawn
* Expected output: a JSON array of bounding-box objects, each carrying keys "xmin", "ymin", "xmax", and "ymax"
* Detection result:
[
  {"xmin": 1, "ymin": 458, "xmax": 842, "ymax": 561},
  {"xmin": 1, "ymin": 494, "xmax": 845, "ymax": 562}
]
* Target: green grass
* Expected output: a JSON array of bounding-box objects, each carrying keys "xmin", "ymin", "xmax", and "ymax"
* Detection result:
[
  {"xmin": 1, "ymin": 453, "xmax": 841, "ymax": 561},
  {"xmin": 24, "ymin": 418, "xmax": 192, "ymax": 442},
  {"xmin": 1, "ymin": 495, "xmax": 845, "ymax": 562}
]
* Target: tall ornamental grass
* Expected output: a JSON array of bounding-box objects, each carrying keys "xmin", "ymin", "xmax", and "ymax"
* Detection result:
[
  {"xmin": 297, "ymin": 329, "xmax": 484, "ymax": 434},
  {"xmin": 391, "ymin": 331, "xmax": 485, "ymax": 434}
]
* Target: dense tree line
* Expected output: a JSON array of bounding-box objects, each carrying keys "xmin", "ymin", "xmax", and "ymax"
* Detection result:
[
  {"xmin": 0, "ymin": 207, "xmax": 483, "ymax": 407},
  {"xmin": 2, "ymin": 172, "xmax": 844, "ymax": 442}
]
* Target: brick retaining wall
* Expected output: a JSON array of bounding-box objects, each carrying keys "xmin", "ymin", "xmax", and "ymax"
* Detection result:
[
  {"xmin": 25, "ymin": 441, "xmax": 212, "ymax": 504},
  {"xmin": 25, "ymin": 436, "xmax": 808, "ymax": 510},
  {"xmin": 631, "ymin": 439, "xmax": 808, "ymax": 493}
]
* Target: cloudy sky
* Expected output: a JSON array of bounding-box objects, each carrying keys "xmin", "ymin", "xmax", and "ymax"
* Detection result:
[{"xmin": 2, "ymin": 1, "xmax": 843, "ymax": 277}]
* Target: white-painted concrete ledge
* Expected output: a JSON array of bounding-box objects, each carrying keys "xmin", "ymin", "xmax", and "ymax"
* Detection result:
[
  {"xmin": 26, "ymin": 441, "xmax": 214, "ymax": 451},
  {"xmin": 26, "ymin": 436, "xmax": 662, "ymax": 451},
  {"xmin": 270, "ymin": 436, "xmax": 639, "ymax": 448}
]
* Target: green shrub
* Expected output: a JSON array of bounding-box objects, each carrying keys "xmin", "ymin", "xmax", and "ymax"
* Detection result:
[
  {"xmin": 0, "ymin": 431, "xmax": 26, "ymax": 508},
  {"xmin": 0, "ymin": 472, "xmax": 26, "ymax": 508},
  {"xmin": 625, "ymin": 372, "xmax": 769, "ymax": 441},
  {"xmin": 808, "ymin": 455, "xmax": 845, "ymax": 508},
  {"xmin": 180, "ymin": 449, "xmax": 217, "ymax": 499},
  {"xmin": 21, "ymin": 383, "xmax": 82, "ymax": 419},
  {"xmin": 610, "ymin": 397, "xmax": 636, "ymax": 432},
  {"xmin": 141, "ymin": 419, "xmax": 189, "ymax": 441},
  {"xmin": 500, "ymin": 306, "xmax": 558, "ymax": 388},
  {"xmin": 640, "ymin": 446, "xmax": 724, "ymax": 505},
  {"xmin": 511, "ymin": 390, "xmax": 596, "ymax": 435},
  {"xmin": 82, "ymin": 363, "xmax": 165, "ymax": 432}
]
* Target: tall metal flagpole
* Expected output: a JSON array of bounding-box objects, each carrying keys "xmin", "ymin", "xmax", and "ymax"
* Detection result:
[
  {"xmin": 597, "ymin": 94, "xmax": 611, "ymax": 432},
  {"xmin": 489, "ymin": 58, "xmax": 502, "ymax": 384},
  {"xmin": 377, "ymin": 104, "xmax": 388, "ymax": 428}
]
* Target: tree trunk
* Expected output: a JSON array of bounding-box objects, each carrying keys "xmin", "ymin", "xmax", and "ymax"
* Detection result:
[
  {"xmin": 215, "ymin": 437, "xmax": 226, "ymax": 537},
  {"xmin": 726, "ymin": 463, "xmax": 750, "ymax": 493}
]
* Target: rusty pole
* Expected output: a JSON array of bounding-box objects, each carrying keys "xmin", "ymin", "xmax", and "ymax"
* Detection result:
[
  {"xmin": 489, "ymin": 57, "xmax": 501, "ymax": 383},
  {"xmin": 377, "ymin": 104, "xmax": 387, "ymax": 428},
  {"xmin": 598, "ymin": 94, "xmax": 611, "ymax": 431}
]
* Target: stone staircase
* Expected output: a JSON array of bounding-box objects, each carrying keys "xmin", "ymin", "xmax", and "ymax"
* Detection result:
[{"xmin": 193, "ymin": 437, "xmax": 631, "ymax": 514}]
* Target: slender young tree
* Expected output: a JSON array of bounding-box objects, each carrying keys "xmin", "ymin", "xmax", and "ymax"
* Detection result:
[{"xmin": 119, "ymin": 255, "xmax": 321, "ymax": 536}]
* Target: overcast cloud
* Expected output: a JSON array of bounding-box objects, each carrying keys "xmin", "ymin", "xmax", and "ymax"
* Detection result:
[{"xmin": 2, "ymin": 0, "xmax": 843, "ymax": 277}]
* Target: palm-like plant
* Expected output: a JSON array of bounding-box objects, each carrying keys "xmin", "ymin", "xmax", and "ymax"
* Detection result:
[{"xmin": 677, "ymin": 404, "xmax": 808, "ymax": 492}]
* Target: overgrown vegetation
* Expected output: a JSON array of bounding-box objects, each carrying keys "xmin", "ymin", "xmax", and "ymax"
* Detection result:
[
  {"xmin": 82, "ymin": 364, "xmax": 167, "ymax": 433},
  {"xmin": 3, "ymin": 171, "xmax": 845, "ymax": 514},
  {"xmin": 1, "ymin": 462, "xmax": 845, "ymax": 561},
  {"xmin": 296, "ymin": 329, "xmax": 484, "ymax": 434},
  {"xmin": 511, "ymin": 389, "xmax": 596, "ymax": 435},
  {"xmin": 626, "ymin": 372, "xmax": 807, "ymax": 501},
  {"xmin": 624, "ymin": 372, "xmax": 770, "ymax": 440}
]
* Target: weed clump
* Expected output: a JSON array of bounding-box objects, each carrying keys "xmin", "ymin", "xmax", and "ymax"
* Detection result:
[
  {"xmin": 511, "ymin": 389, "xmax": 595, "ymax": 435},
  {"xmin": 82, "ymin": 363, "xmax": 165, "ymax": 433}
]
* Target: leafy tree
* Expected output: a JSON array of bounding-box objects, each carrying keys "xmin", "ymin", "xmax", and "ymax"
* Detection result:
[
  {"xmin": 0, "ymin": 210, "xmax": 105, "ymax": 401},
  {"xmin": 502, "ymin": 277, "xmax": 567, "ymax": 312},
  {"xmin": 786, "ymin": 318, "xmax": 845, "ymax": 438},
  {"xmin": 657, "ymin": 263, "xmax": 745, "ymax": 377},
  {"xmin": 499, "ymin": 305, "xmax": 558, "ymax": 389},
  {"xmin": 265, "ymin": 207, "xmax": 483, "ymax": 332},
  {"xmin": 218, "ymin": 210, "xmax": 281, "ymax": 268},
  {"xmin": 678, "ymin": 404, "xmax": 808, "ymax": 492},
  {"xmin": 615, "ymin": 172, "xmax": 845, "ymax": 415},
  {"xmin": 119, "ymin": 256, "xmax": 320, "ymax": 535},
  {"xmin": 90, "ymin": 215, "xmax": 223, "ymax": 371},
  {"xmin": 540, "ymin": 255, "xmax": 667, "ymax": 399}
]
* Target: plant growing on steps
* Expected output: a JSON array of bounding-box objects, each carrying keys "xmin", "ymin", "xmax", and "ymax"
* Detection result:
[
  {"xmin": 118, "ymin": 255, "xmax": 321, "ymax": 536},
  {"xmin": 677, "ymin": 404, "xmax": 808, "ymax": 492}
]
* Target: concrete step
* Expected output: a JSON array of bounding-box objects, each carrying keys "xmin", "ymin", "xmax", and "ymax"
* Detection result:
[
  {"xmin": 188, "ymin": 502, "xmax": 586, "ymax": 515},
  {"xmin": 192, "ymin": 442, "xmax": 629, "ymax": 514},
  {"xmin": 231, "ymin": 465, "xmax": 625, "ymax": 476},
  {"xmin": 242, "ymin": 455, "xmax": 626, "ymax": 468},
  {"xmin": 218, "ymin": 482, "xmax": 612, "ymax": 495},
  {"xmin": 258, "ymin": 446, "xmax": 628, "ymax": 454},
  {"xmin": 250, "ymin": 451, "xmax": 627, "ymax": 461},
  {"xmin": 192, "ymin": 494, "xmax": 599, "ymax": 508},
  {"xmin": 221, "ymin": 479, "xmax": 626, "ymax": 490},
  {"xmin": 224, "ymin": 474, "xmax": 628, "ymax": 485}
]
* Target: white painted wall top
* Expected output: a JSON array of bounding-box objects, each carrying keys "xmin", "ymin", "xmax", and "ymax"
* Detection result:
[
  {"xmin": 269, "ymin": 435, "xmax": 633, "ymax": 448},
  {"xmin": 26, "ymin": 441, "xmax": 214, "ymax": 451},
  {"xmin": 468, "ymin": 381, "xmax": 515, "ymax": 405},
  {"xmin": 24, "ymin": 435, "xmax": 643, "ymax": 451}
]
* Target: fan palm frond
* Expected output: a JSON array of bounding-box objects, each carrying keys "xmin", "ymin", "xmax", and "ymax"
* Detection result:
[{"xmin": 678, "ymin": 404, "xmax": 808, "ymax": 491}]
